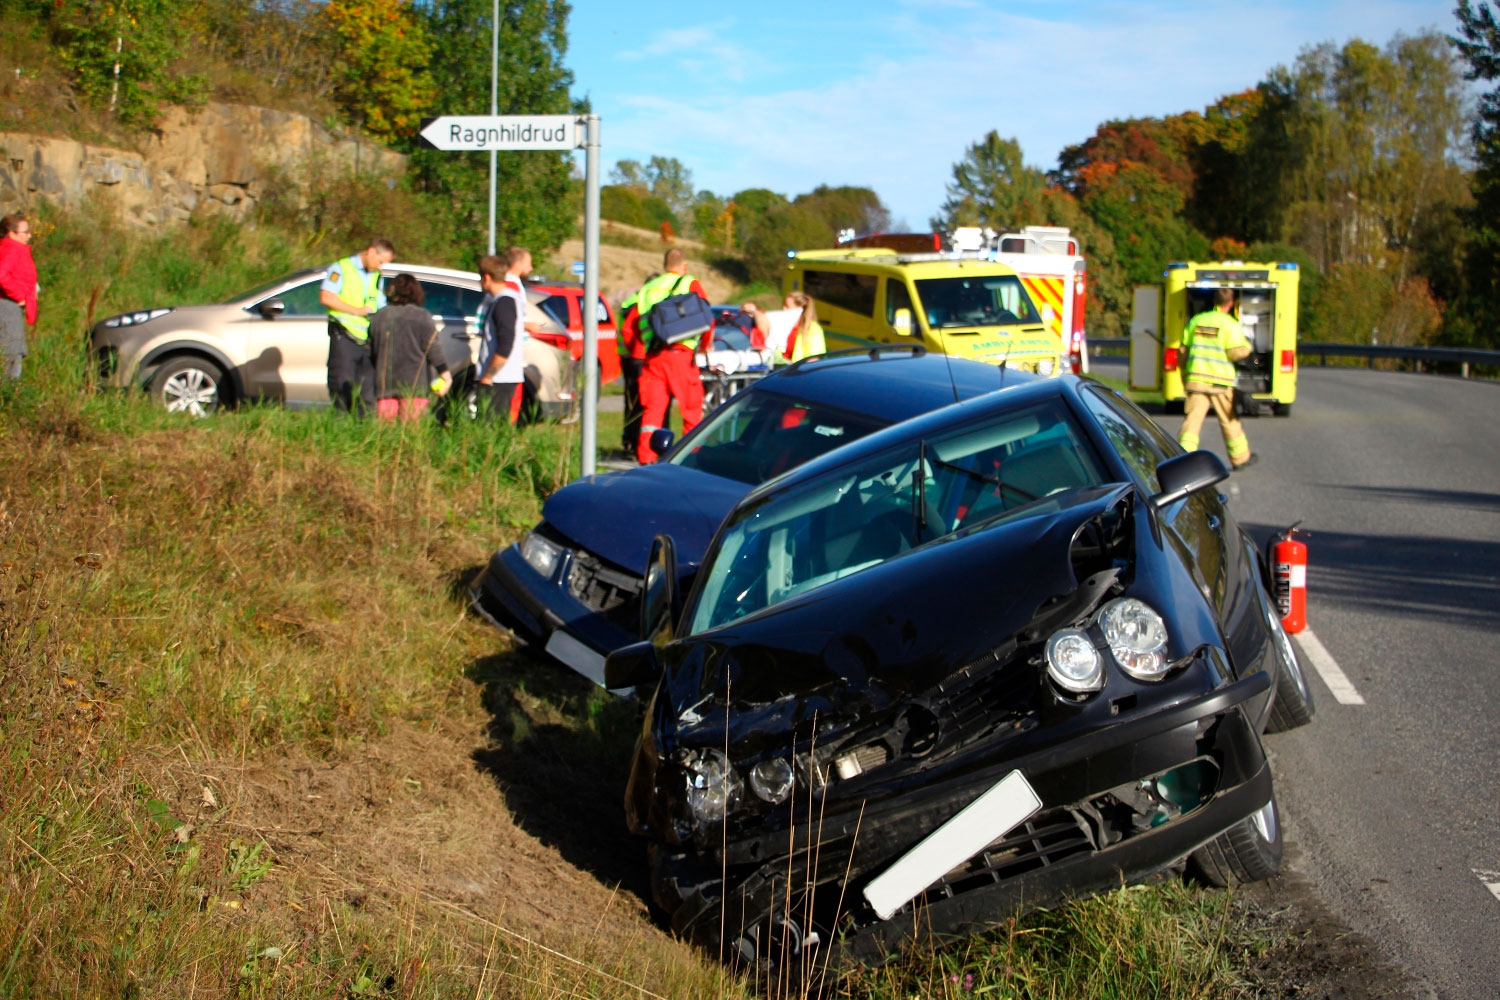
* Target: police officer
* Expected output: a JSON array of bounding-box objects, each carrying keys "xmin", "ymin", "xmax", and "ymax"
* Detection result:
[
  {"xmin": 320, "ymin": 237, "xmax": 395, "ymax": 414},
  {"xmin": 1176, "ymin": 287, "xmax": 1257, "ymax": 469},
  {"xmin": 635, "ymin": 248, "xmax": 712, "ymax": 464}
]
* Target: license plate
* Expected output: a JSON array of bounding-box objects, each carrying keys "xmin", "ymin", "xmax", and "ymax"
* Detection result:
[
  {"xmin": 543, "ymin": 630, "xmax": 607, "ymax": 687},
  {"xmin": 863, "ymin": 770, "xmax": 1042, "ymax": 921}
]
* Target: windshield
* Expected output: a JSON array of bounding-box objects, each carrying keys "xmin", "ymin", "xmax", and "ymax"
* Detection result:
[
  {"xmin": 915, "ymin": 275, "xmax": 1041, "ymax": 329},
  {"xmin": 687, "ymin": 398, "xmax": 1105, "ymax": 633},
  {"xmin": 668, "ymin": 388, "xmax": 884, "ymax": 486},
  {"xmin": 229, "ymin": 271, "xmax": 322, "ymax": 305}
]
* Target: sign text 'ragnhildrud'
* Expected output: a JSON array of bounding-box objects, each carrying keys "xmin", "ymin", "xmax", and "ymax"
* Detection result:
[{"xmin": 417, "ymin": 115, "xmax": 581, "ymax": 152}]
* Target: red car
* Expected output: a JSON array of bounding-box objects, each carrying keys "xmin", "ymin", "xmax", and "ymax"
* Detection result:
[{"xmin": 528, "ymin": 281, "xmax": 621, "ymax": 384}]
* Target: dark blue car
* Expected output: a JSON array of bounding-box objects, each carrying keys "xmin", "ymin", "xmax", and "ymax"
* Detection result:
[{"xmin": 469, "ymin": 348, "xmax": 1030, "ymax": 683}]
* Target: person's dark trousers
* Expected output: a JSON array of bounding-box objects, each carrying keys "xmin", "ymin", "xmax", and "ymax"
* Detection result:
[
  {"xmin": 327, "ymin": 321, "xmax": 375, "ymax": 414},
  {"xmin": 476, "ymin": 381, "xmax": 518, "ymax": 423},
  {"xmin": 620, "ymin": 354, "xmax": 645, "ymax": 452}
]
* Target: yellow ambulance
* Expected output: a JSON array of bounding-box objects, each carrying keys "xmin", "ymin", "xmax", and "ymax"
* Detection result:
[
  {"xmin": 783, "ymin": 248, "xmax": 1066, "ymax": 374},
  {"xmin": 1130, "ymin": 261, "xmax": 1301, "ymax": 415}
]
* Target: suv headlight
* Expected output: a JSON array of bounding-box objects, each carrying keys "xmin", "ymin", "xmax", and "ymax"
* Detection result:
[
  {"xmin": 681, "ymin": 748, "xmax": 742, "ymax": 824},
  {"xmin": 1100, "ymin": 598, "xmax": 1170, "ymax": 679},
  {"xmin": 102, "ymin": 308, "xmax": 172, "ymax": 328},
  {"xmin": 519, "ymin": 531, "xmax": 564, "ymax": 578}
]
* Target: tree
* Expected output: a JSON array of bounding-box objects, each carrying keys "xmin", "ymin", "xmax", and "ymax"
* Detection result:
[
  {"xmin": 409, "ymin": 0, "xmax": 578, "ymax": 258},
  {"xmin": 741, "ymin": 201, "xmax": 827, "ymax": 286},
  {"xmin": 794, "ymin": 185, "xmax": 890, "ymax": 238},
  {"xmin": 325, "ymin": 0, "xmax": 435, "ymax": 141},
  {"xmin": 936, "ymin": 132, "xmax": 1049, "ymax": 230},
  {"xmin": 52, "ymin": 0, "xmax": 205, "ymax": 126},
  {"xmin": 1453, "ymin": 0, "xmax": 1500, "ymax": 347}
]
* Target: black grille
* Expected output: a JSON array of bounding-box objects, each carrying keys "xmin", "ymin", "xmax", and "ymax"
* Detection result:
[
  {"xmin": 913, "ymin": 807, "xmax": 1094, "ymax": 910},
  {"xmin": 567, "ymin": 549, "xmax": 640, "ymax": 628}
]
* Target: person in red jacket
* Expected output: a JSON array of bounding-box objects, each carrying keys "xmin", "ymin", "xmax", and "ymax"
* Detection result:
[
  {"xmin": 635, "ymin": 248, "xmax": 713, "ymax": 463},
  {"xmin": 0, "ymin": 212, "xmax": 39, "ymax": 380}
]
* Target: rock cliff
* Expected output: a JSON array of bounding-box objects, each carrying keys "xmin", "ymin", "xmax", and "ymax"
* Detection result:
[{"xmin": 0, "ymin": 102, "xmax": 404, "ymax": 225}]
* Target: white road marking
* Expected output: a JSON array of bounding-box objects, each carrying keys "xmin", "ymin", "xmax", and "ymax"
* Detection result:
[
  {"xmin": 1476, "ymin": 870, "xmax": 1500, "ymax": 905},
  {"xmin": 1293, "ymin": 628, "xmax": 1366, "ymax": 705}
]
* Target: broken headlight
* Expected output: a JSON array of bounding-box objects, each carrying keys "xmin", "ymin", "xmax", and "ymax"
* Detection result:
[
  {"xmin": 1100, "ymin": 598, "xmax": 1169, "ymax": 679},
  {"xmin": 1045, "ymin": 628, "xmax": 1103, "ymax": 693},
  {"xmin": 748, "ymin": 758, "xmax": 794, "ymax": 804},
  {"xmin": 519, "ymin": 531, "xmax": 564, "ymax": 578},
  {"xmin": 681, "ymin": 748, "xmax": 742, "ymax": 824}
]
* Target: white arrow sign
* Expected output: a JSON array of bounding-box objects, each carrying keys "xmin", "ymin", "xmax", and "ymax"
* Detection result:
[{"xmin": 418, "ymin": 115, "xmax": 581, "ymax": 151}]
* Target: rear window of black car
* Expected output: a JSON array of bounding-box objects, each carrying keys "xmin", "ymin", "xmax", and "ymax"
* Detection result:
[{"xmin": 668, "ymin": 389, "xmax": 884, "ymax": 486}]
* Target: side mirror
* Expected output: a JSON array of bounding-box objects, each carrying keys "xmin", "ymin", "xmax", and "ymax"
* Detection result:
[
  {"xmin": 604, "ymin": 640, "xmax": 661, "ymax": 690},
  {"xmin": 649, "ymin": 427, "xmax": 675, "ymax": 456},
  {"xmin": 1152, "ymin": 450, "xmax": 1230, "ymax": 508},
  {"xmin": 892, "ymin": 308, "xmax": 913, "ymax": 335},
  {"xmin": 258, "ymin": 298, "xmax": 286, "ymax": 320},
  {"xmin": 640, "ymin": 534, "xmax": 679, "ymax": 642}
]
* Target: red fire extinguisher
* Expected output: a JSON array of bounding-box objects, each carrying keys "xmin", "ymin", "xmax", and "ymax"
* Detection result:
[{"xmin": 1268, "ymin": 522, "xmax": 1308, "ymax": 634}]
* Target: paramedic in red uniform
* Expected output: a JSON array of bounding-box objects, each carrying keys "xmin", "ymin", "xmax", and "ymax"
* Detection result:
[{"xmin": 635, "ymin": 248, "xmax": 712, "ymax": 463}]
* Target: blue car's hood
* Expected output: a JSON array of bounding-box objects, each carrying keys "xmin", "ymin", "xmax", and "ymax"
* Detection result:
[{"xmin": 543, "ymin": 463, "xmax": 747, "ymax": 575}]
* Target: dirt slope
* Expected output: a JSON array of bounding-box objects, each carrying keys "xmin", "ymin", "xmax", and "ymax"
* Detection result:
[{"xmin": 546, "ymin": 221, "xmax": 745, "ymax": 306}]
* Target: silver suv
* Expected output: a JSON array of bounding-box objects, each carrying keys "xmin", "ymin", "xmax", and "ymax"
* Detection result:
[{"xmin": 91, "ymin": 263, "xmax": 576, "ymax": 418}]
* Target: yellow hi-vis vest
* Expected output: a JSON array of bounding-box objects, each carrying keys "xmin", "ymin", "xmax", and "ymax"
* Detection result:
[
  {"xmin": 635, "ymin": 272, "xmax": 697, "ymax": 347},
  {"xmin": 326, "ymin": 255, "xmax": 382, "ymax": 342},
  {"xmin": 1182, "ymin": 308, "xmax": 1248, "ymax": 389}
]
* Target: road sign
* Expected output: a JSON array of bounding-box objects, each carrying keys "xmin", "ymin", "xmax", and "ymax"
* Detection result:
[
  {"xmin": 417, "ymin": 115, "xmax": 581, "ymax": 151},
  {"xmin": 571, "ymin": 260, "xmax": 586, "ymax": 276}
]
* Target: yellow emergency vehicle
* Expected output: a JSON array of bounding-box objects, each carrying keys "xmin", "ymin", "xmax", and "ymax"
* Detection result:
[
  {"xmin": 783, "ymin": 249, "xmax": 1066, "ymax": 374},
  {"xmin": 1130, "ymin": 261, "xmax": 1301, "ymax": 415}
]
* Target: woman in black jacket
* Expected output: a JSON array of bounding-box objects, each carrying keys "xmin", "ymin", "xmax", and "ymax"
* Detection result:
[{"xmin": 367, "ymin": 274, "xmax": 451, "ymax": 421}]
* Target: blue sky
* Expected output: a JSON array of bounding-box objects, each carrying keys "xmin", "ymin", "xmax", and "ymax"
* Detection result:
[{"xmin": 559, "ymin": 0, "xmax": 1457, "ymax": 229}]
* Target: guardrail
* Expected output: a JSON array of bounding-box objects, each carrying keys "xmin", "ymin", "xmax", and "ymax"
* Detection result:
[{"xmin": 1086, "ymin": 338, "xmax": 1500, "ymax": 378}]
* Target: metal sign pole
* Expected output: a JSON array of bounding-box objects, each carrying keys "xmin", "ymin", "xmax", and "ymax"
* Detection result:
[
  {"xmin": 487, "ymin": 0, "xmax": 499, "ymax": 255},
  {"xmin": 580, "ymin": 113, "xmax": 601, "ymax": 477}
]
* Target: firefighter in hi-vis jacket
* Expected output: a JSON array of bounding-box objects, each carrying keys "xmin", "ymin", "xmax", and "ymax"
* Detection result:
[{"xmin": 1175, "ymin": 287, "xmax": 1258, "ymax": 470}]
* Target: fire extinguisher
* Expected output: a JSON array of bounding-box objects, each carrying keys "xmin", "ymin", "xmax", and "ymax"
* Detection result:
[{"xmin": 1267, "ymin": 522, "xmax": 1308, "ymax": 634}]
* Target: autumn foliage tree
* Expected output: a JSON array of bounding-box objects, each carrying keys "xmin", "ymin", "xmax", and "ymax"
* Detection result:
[{"xmin": 324, "ymin": 0, "xmax": 435, "ymax": 141}]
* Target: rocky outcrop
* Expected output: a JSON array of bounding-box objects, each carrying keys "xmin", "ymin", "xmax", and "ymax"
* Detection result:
[{"xmin": 0, "ymin": 102, "xmax": 404, "ymax": 225}]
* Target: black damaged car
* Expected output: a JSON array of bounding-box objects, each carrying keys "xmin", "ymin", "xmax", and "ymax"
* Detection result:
[{"xmin": 605, "ymin": 374, "xmax": 1314, "ymax": 975}]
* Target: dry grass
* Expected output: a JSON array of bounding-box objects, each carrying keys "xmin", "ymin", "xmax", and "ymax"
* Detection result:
[{"xmin": 0, "ymin": 382, "xmax": 743, "ymax": 999}]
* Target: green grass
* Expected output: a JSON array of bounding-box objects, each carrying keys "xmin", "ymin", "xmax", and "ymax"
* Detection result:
[{"xmin": 0, "ymin": 204, "xmax": 1280, "ymax": 999}]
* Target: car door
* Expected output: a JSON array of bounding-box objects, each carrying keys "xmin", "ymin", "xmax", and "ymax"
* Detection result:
[
  {"xmin": 241, "ymin": 276, "xmax": 333, "ymax": 405},
  {"xmin": 411, "ymin": 278, "xmax": 486, "ymax": 380}
]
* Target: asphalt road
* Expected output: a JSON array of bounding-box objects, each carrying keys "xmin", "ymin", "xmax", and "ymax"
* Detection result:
[{"xmin": 1092, "ymin": 356, "xmax": 1500, "ymax": 998}]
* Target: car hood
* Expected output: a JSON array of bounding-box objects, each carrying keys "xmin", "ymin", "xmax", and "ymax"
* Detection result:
[
  {"xmin": 661, "ymin": 484, "xmax": 1147, "ymax": 735},
  {"xmin": 544, "ymin": 463, "xmax": 748, "ymax": 575}
]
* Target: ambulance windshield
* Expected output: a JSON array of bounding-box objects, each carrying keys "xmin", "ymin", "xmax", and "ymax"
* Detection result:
[{"xmin": 915, "ymin": 276, "xmax": 1042, "ymax": 329}]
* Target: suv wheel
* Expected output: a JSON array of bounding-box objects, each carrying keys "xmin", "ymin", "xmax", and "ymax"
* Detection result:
[{"xmin": 150, "ymin": 356, "xmax": 225, "ymax": 417}]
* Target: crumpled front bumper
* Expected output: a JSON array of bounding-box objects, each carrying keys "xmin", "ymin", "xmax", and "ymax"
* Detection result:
[
  {"xmin": 656, "ymin": 669, "xmax": 1274, "ymax": 963},
  {"xmin": 468, "ymin": 543, "xmax": 635, "ymax": 686}
]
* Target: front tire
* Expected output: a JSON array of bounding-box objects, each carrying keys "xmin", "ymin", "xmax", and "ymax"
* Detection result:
[
  {"xmin": 1190, "ymin": 789, "xmax": 1284, "ymax": 886},
  {"xmin": 150, "ymin": 356, "xmax": 225, "ymax": 417},
  {"xmin": 1273, "ymin": 402, "xmax": 1293, "ymax": 417},
  {"xmin": 1265, "ymin": 609, "xmax": 1316, "ymax": 732}
]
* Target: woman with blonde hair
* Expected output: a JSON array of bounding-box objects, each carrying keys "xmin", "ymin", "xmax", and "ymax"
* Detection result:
[{"xmin": 777, "ymin": 290, "xmax": 825, "ymax": 365}]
